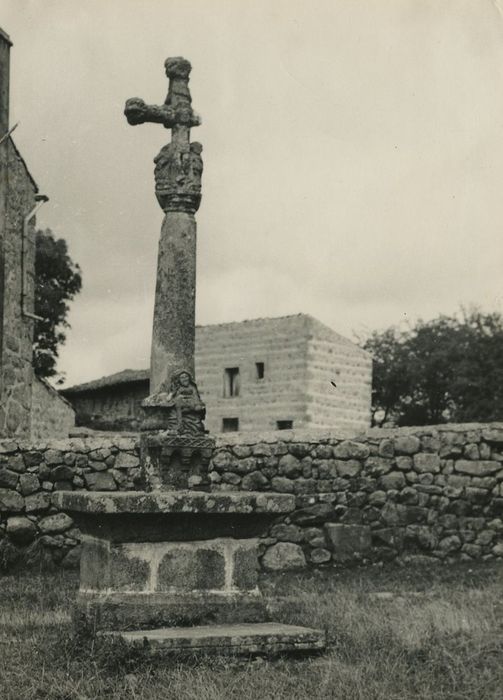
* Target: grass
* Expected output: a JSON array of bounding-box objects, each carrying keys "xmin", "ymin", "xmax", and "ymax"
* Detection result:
[{"xmin": 0, "ymin": 561, "xmax": 502, "ymax": 699}]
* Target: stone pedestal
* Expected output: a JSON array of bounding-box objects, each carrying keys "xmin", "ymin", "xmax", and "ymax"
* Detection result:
[
  {"xmin": 140, "ymin": 431, "xmax": 214, "ymax": 490},
  {"xmin": 54, "ymin": 491, "xmax": 293, "ymax": 631}
]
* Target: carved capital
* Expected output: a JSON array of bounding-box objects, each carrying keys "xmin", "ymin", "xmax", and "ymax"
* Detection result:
[{"xmin": 153, "ymin": 141, "xmax": 203, "ymax": 213}]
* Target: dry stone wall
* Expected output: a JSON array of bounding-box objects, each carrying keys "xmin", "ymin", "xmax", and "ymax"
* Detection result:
[{"xmin": 1, "ymin": 423, "xmax": 503, "ymax": 572}]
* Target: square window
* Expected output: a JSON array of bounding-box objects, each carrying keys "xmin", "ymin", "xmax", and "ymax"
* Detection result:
[
  {"xmin": 277, "ymin": 420, "xmax": 293, "ymax": 430},
  {"xmin": 222, "ymin": 418, "xmax": 239, "ymax": 432},
  {"xmin": 223, "ymin": 367, "xmax": 240, "ymax": 397},
  {"xmin": 255, "ymin": 362, "xmax": 265, "ymax": 379}
]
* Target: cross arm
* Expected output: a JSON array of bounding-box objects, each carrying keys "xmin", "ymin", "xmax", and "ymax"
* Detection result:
[{"xmin": 125, "ymin": 98, "xmax": 200, "ymax": 129}]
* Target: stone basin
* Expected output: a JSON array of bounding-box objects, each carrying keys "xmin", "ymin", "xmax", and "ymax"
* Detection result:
[{"xmin": 54, "ymin": 489, "xmax": 296, "ymax": 631}]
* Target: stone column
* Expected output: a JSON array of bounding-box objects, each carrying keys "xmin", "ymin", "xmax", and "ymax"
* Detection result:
[
  {"xmin": 125, "ymin": 58, "xmax": 207, "ymax": 435},
  {"xmin": 150, "ymin": 211, "xmax": 196, "ymax": 394}
]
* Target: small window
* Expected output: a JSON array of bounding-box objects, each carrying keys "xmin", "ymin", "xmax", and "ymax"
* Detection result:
[
  {"xmin": 222, "ymin": 418, "xmax": 239, "ymax": 432},
  {"xmin": 223, "ymin": 367, "xmax": 240, "ymax": 397},
  {"xmin": 277, "ymin": 420, "xmax": 293, "ymax": 430},
  {"xmin": 255, "ymin": 362, "xmax": 265, "ymax": 379}
]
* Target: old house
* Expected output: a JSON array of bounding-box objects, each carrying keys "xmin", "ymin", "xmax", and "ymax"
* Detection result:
[{"xmin": 62, "ymin": 314, "xmax": 372, "ymax": 434}]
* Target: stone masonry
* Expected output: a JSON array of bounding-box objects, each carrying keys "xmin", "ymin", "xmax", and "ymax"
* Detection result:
[
  {"xmin": 1, "ymin": 29, "xmax": 37, "ymax": 438},
  {"xmin": 2, "ymin": 422, "xmax": 503, "ymax": 572},
  {"xmin": 0, "ymin": 27, "xmax": 75, "ymax": 440}
]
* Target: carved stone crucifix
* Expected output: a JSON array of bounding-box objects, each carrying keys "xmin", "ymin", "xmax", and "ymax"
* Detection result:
[
  {"xmin": 125, "ymin": 56, "xmax": 203, "ymax": 213},
  {"xmin": 124, "ymin": 57, "xmax": 204, "ymax": 410}
]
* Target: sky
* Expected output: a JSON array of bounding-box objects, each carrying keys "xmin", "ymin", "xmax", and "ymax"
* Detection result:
[{"xmin": 3, "ymin": 0, "xmax": 503, "ymax": 387}]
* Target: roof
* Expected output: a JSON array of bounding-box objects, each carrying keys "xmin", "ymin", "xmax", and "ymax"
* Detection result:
[
  {"xmin": 8, "ymin": 137, "xmax": 39, "ymax": 193},
  {"xmin": 61, "ymin": 314, "xmax": 370, "ymax": 395},
  {"xmin": 61, "ymin": 368, "xmax": 149, "ymax": 395}
]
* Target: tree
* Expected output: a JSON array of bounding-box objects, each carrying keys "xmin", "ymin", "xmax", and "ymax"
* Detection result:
[
  {"xmin": 33, "ymin": 229, "xmax": 82, "ymax": 381},
  {"xmin": 360, "ymin": 309, "xmax": 503, "ymax": 427}
]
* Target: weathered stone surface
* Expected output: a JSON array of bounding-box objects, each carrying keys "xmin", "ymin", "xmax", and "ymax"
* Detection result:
[
  {"xmin": 109, "ymin": 546, "xmax": 151, "ymax": 592},
  {"xmin": 378, "ymin": 439, "xmax": 394, "ymax": 458},
  {"xmin": 270, "ymin": 476, "xmax": 295, "ymax": 493},
  {"xmin": 0, "ymin": 467, "xmax": 18, "ymax": 489},
  {"xmin": 0, "ymin": 488, "xmax": 24, "ymax": 512},
  {"xmin": 45, "ymin": 449, "xmax": 64, "ymax": 466},
  {"xmin": 365, "ymin": 457, "xmax": 392, "ymax": 476},
  {"xmin": 395, "ymin": 456, "xmax": 413, "ymax": 471},
  {"xmin": 262, "ymin": 543, "xmax": 306, "ymax": 571},
  {"xmin": 232, "ymin": 545, "xmax": 259, "ymax": 590},
  {"xmin": 413, "ymin": 453, "xmax": 440, "ymax": 473},
  {"xmin": 290, "ymin": 503, "xmax": 333, "ymax": 525},
  {"xmin": 482, "ymin": 428, "xmax": 503, "ymax": 443},
  {"xmin": 18, "ymin": 473, "xmax": 40, "ymax": 495},
  {"xmin": 84, "ymin": 472, "xmax": 117, "ymax": 491},
  {"xmin": 38, "ymin": 513, "xmax": 74, "ymax": 534},
  {"xmin": 394, "ymin": 436, "xmax": 421, "ymax": 455},
  {"xmin": 278, "ymin": 454, "xmax": 302, "ymax": 478},
  {"xmin": 53, "ymin": 490, "xmax": 295, "ymax": 514},
  {"xmin": 336, "ymin": 460, "xmax": 361, "ymax": 478},
  {"xmin": 6, "ymin": 516, "xmax": 37, "ymax": 544},
  {"xmin": 105, "ymin": 622, "xmax": 325, "ymax": 655},
  {"xmin": 24, "ymin": 492, "xmax": 51, "ymax": 512},
  {"xmin": 381, "ymin": 502, "xmax": 407, "ymax": 526},
  {"xmin": 333, "ymin": 441, "xmax": 370, "ymax": 460},
  {"xmin": 455, "ymin": 460, "xmax": 500, "ymax": 476},
  {"xmin": 241, "ymin": 471, "xmax": 268, "ymax": 491},
  {"xmin": 5, "ymin": 454, "xmax": 25, "ymax": 473},
  {"xmin": 270, "ymin": 523, "xmax": 304, "ymax": 543},
  {"xmin": 439, "ymin": 535, "xmax": 461, "ymax": 552},
  {"xmin": 325, "ymin": 523, "xmax": 371, "ymax": 561},
  {"xmin": 157, "ymin": 545, "xmax": 225, "ymax": 591},
  {"xmin": 115, "ymin": 452, "xmax": 140, "ymax": 469},
  {"xmin": 379, "ymin": 471, "xmax": 406, "ymax": 490},
  {"xmin": 310, "ymin": 547, "xmax": 331, "ymax": 564}
]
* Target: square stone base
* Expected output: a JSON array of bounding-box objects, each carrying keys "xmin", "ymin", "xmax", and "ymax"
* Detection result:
[
  {"xmin": 102, "ymin": 622, "xmax": 326, "ymax": 656},
  {"xmin": 78, "ymin": 536, "xmax": 266, "ymax": 630},
  {"xmin": 75, "ymin": 591, "xmax": 267, "ymax": 631}
]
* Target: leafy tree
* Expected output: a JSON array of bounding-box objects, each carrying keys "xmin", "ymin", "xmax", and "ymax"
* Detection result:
[
  {"xmin": 33, "ymin": 229, "xmax": 82, "ymax": 382},
  {"xmin": 360, "ymin": 309, "xmax": 503, "ymax": 426}
]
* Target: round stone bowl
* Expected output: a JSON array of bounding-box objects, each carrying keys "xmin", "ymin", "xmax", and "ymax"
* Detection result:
[{"xmin": 54, "ymin": 490, "xmax": 295, "ymax": 631}]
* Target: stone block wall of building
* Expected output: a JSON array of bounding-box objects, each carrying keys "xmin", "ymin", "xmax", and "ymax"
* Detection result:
[
  {"xmin": 0, "ymin": 137, "xmax": 38, "ymax": 438},
  {"xmin": 1, "ymin": 422, "xmax": 503, "ymax": 572},
  {"xmin": 305, "ymin": 318, "xmax": 372, "ymax": 433},
  {"xmin": 30, "ymin": 377, "xmax": 75, "ymax": 441},
  {"xmin": 196, "ymin": 316, "xmax": 311, "ymax": 434}
]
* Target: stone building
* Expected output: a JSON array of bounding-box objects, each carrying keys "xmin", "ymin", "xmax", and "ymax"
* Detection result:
[
  {"xmin": 0, "ymin": 27, "xmax": 74, "ymax": 439},
  {"xmin": 62, "ymin": 314, "xmax": 372, "ymax": 434}
]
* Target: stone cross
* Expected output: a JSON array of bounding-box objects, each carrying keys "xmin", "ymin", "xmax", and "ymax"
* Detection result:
[{"xmin": 125, "ymin": 58, "xmax": 203, "ymax": 406}]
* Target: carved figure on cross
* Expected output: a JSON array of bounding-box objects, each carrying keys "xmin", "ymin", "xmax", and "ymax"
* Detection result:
[{"xmin": 124, "ymin": 57, "xmax": 203, "ymax": 214}]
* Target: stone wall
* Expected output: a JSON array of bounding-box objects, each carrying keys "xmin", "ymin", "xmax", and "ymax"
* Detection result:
[
  {"xmin": 0, "ymin": 137, "xmax": 38, "ymax": 439},
  {"xmin": 1, "ymin": 422, "xmax": 503, "ymax": 572},
  {"xmin": 30, "ymin": 377, "xmax": 75, "ymax": 441}
]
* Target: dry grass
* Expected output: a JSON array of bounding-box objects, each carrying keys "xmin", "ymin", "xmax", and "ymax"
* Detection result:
[{"xmin": 0, "ymin": 562, "xmax": 502, "ymax": 699}]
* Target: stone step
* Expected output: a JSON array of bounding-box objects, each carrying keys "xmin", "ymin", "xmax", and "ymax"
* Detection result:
[{"xmin": 102, "ymin": 622, "xmax": 326, "ymax": 656}]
